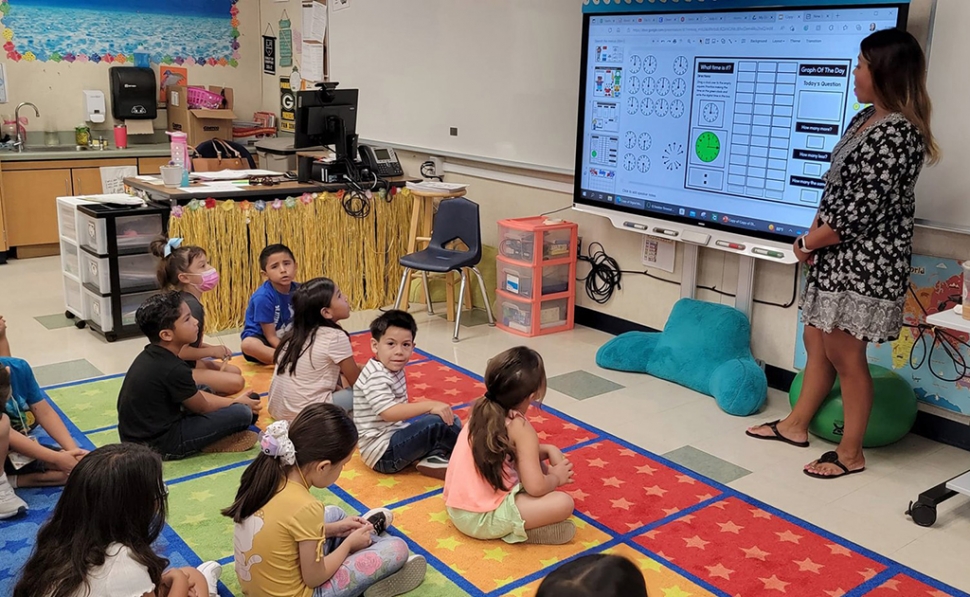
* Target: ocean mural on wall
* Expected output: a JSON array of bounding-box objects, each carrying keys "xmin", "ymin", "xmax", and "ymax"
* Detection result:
[{"xmin": 0, "ymin": 0, "xmax": 241, "ymax": 66}]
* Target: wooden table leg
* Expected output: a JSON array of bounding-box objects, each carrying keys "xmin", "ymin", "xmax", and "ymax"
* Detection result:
[{"xmin": 399, "ymin": 197, "xmax": 424, "ymax": 312}]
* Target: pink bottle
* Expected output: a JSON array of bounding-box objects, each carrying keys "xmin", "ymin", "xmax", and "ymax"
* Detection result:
[{"xmin": 167, "ymin": 131, "xmax": 191, "ymax": 172}]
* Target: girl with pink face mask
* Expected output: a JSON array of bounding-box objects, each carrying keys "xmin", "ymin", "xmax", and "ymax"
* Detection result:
[{"xmin": 151, "ymin": 236, "xmax": 246, "ymax": 397}]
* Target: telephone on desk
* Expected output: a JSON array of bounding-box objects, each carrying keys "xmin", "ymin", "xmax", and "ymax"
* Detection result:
[{"xmin": 359, "ymin": 144, "xmax": 404, "ymax": 177}]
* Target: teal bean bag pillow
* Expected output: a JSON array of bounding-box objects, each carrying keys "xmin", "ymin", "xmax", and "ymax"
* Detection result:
[
  {"xmin": 789, "ymin": 364, "xmax": 917, "ymax": 447},
  {"xmin": 595, "ymin": 298, "xmax": 767, "ymax": 416}
]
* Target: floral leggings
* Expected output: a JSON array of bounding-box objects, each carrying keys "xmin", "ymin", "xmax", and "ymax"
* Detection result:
[{"xmin": 313, "ymin": 505, "xmax": 409, "ymax": 597}]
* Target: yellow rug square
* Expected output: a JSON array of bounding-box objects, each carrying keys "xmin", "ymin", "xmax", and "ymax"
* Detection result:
[
  {"xmin": 336, "ymin": 452, "xmax": 443, "ymax": 507},
  {"xmin": 392, "ymin": 494, "xmax": 611, "ymax": 594}
]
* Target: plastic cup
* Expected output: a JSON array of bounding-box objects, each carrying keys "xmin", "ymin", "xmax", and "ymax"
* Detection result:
[{"xmin": 113, "ymin": 124, "xmax": 127, "ymax": 149}]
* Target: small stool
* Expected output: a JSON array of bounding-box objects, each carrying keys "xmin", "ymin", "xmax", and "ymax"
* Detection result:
[{"xmin": 399, "ymin": 187, "xmax": 472, "ymax": 321}]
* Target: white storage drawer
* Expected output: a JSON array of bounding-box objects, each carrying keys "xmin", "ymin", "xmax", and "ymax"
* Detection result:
[
  {"xmin": 61, "ymin": 240, "xmax": 80, "ymax": 279},
  {"xmin": 58, "ymin": 200, "xmax": 79, "ymax": 242},
  {"xmin": 63, "ymin": 276, "xmax": 84, "ymax": 319},
  {"xmin": 83, "ymin": 289, "xmax": 155, "ymax": 333},
  {"xmin": 78, "ymin": 212, "xmax": 163, "ymax": 255},
  {"xmin": 80, "ymin": 251, "xmax": 158, "ymax": 294}
]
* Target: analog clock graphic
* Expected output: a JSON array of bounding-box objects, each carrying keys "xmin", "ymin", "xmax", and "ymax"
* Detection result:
[
  {"xmin": 640, "ymin": 97, "xmax": 654, "ymax": 117},
  {"xmin": 656, "ymin": 77, "xmax": 671, "ymax": 96},
  {"xmin": 627, "ymin": 96, "xmax": 639, "ymax": 115},
  {"xmin": 624, "ymin": 153, "xmax": 637, "ymax": 171},
  {"xmin": 630, "ymin": 55, "xmax": 642, "ymax": 74},
  {"xmin": 670, "ymin": 99, "xmax": 686, "ymax": 119},
  {"xmin": 638, "ymin": 132, "xmax": 652, "ymax": 151},
  {"xmin": 637, "ymin": 155, "xmax": 651, "ymax": 173},
  {"xmin": 663, "ymin": 142, "xmax": 685, "ymax": 171},
  {"xmin": 672, "ymin": 78, "xmax": 687, "ymax": 97},
  {"xmin": 695, "ymin": 131, "xmax": 721, "ymax": 163},
  {"xmin": 628, "ymin": 76, "xmax": 641, "ymax": 95},
  {"xmin": 643, "ymin": 54, "xmax": 658, "ymax": 74},
  {"xmin": 673, "ymin": 55, "xmax": 690, "ymax": 75},
  {"xmin": 642, "ymin": 76, "xmax": 655, "ymax": 95},
  {"xmin": 625, "ymin": 131, "xmax": 637, "ymax": 149},
  {"xmin": 702, "ymin": 102, "xmax": 720, "ymax": 123},
  {"xmin": 655, "ymin": 98, "xmax": 669, "ymax": 118}
]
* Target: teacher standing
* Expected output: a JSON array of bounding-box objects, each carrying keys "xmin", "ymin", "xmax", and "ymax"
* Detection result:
[{"xmin": 747, "ymin": 28, "xmax": 939, "ymax": 478}]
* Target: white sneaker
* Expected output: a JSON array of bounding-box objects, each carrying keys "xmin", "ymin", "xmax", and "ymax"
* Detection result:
[
  {"xmin": 196, "ymin": 561, "xmax": 222, "ymax": 597},
  {"xmin": 363, "ymin": 507, "xmax": 393, "ymax": 534},
  {"xmin": 0, "ymin": 473, "xmax": 27, "ymax": 520}
]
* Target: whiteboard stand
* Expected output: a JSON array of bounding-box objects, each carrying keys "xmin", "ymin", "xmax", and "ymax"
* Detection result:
[
  {"xmin": 679, "ymin": 243, "xmax": 757, "ymax": 319},
  {"xmin": 905, "ymin": 306, "xmax": 970, "ymax": 527}
]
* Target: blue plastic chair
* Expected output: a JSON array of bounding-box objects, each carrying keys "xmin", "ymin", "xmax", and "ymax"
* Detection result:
[{"xmin": 393, "ymin": 197, "xmax": 495, "ymax": 341}]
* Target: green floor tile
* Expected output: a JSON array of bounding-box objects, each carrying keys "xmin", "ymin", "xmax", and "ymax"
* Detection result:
[
  {"xmin": 45, "ymin": 377, "xmax": 122, "ymax": 433},
  {"xmin": 435, "ymin": 308, "xmax": 493, "ymax": 328},
  {"xmin": 34, "ymin": 313, "xmax": 79, "ymax": 330},
  {"xmin": 33, "ymin": 359, "xmax": 103, "ymax": 387},
  {"xmin": 547, "ymin": 370, "xmax": 624, "ymax": 400},
  {"xmin": 662, "ymin": 445, "xmax": 752, "ymax": 484}
]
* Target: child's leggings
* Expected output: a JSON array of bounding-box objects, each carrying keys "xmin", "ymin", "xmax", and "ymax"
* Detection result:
[{"xmin": 313, "ymin": 505, "xmax": 409, "ymax": 597}]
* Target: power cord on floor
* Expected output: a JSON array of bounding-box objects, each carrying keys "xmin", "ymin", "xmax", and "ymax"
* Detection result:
[{"xmin": 575, "ymin": 241, "xmax": 799, "ymax": 308}]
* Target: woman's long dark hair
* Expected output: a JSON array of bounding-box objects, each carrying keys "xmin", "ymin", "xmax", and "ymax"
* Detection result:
[
  {"xmin": 468, "ymin": 347, "xmax": 546, "ymax": 492},
  {"xmin": 223, "ymin": 403, "xmax": 358, "ymax": 522},
  {"xmin": 274, "ymin": 277, "xmax": 346, "ymax": 374},
  {"xmin": 861, "ymin": 28, "xmax": 939, "ymax": 163},
  {"xmin": 536, "ymin": 554, "xmax": 648, "ymax": 597},
  {"xmin": 14, "ymin": 444, "xmax": 168, "ymax": 597}
]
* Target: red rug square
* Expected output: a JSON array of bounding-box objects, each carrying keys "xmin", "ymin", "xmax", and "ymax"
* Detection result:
[
  {"xmin": 863, "ymin": 574, "xmax": 960, "ymax": 597},
  {"xmin": 565, "ymin": 440, "xmax": 721, "ymax": 534},
  {"xmin": 636, "ymin": 496, "xmax": 887, "ymax": 597},
  {"xmin": 405, "ymin": 360, "xmax": 485, "ymax": 406}
]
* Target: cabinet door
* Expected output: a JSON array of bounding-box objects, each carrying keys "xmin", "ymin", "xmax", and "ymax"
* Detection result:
[
  {"xmin": 138, "ymin": 157, "xmax": 171, "ymax": 175},
  {"xmin": 2, "ymin": 169, "xmax": 72, "ymax": 247},
  {"xmin": 72, "ymin": 168, "xmax": 104, "ymax": 196}
]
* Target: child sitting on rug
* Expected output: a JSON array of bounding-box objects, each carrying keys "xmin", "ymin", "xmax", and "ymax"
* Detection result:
[
  {"xmin": 444, "ymin": 346, "xmax": 576, "ymax": 545},
  {"xmin": 117, "ymin": 291, "xmax": 261, "ymax": 459},
  {"xmin": 151, "ymin": 236, "xmax": 245, "ymax": 396},
  {"xmin": 0, "ymin": 315, "xmax": 88, "ymax": 520},
  {"xmin": 223, "ymin": 403, "xmax": 426, "ymax": 597},
  {"xmin": 537, "ymin": 554, "xmax": 648, "ymax": 596},
  {"xmin": 353, "ymin": 310, "xmax": 462, "ymax": 479},
  {"xmin": 268, "ymin": 277, "xmax": 361, "ymax": 420},
  {"xmin": 13, "ymin": 443, "xmax": 223, "ymax": 597},
  {"xmin": 241, "ymin": 244, "xmax": 300, "ymax": 365}
]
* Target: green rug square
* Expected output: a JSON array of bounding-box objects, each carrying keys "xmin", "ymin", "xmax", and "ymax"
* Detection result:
[
  {"xmin": 547, "ymin": 370, "xmax": 624, "ymax": 400},
  {"xmin": 46, "ymin": 378, "xmax": 123, "ymax": 433},
  {"xmin": 34, "ymin": 313, "xmax": 78, "ymax": 330},
  {"xmin": 662, "ymin": 445, "xmax": 752, "ymax": 485},
  {"xmin": 33, "ymin": 359, "xmax": 103, "ymax": 388}
]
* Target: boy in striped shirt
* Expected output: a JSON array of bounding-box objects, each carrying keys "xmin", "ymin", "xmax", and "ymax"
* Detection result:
[{"xmin": 353, "ymin": 310, "xmax": 462, "ymax": 479}]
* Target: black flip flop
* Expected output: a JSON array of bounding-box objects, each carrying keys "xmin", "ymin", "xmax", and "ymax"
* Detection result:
[
  {"xmin": 745, "ymin": 420, "xmax": 810, "ymax": 448},
  {"xmin": 803, "ymin": 450, "xmax": 865, "ymax": 479}
]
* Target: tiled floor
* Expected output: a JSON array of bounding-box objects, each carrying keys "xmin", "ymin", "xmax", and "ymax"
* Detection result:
[{"xmin": 2, "ymin": 255, "xmax": 970, "ymax": 592}]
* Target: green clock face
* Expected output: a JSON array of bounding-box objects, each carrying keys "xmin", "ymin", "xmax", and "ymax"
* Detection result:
[{"xmin": 695, "ymin": 131, "xmax": 721, "ymax": 163}]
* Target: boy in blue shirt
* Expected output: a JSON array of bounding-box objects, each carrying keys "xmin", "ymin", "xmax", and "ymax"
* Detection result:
[{"xmin": 241, "ymin": 244, "xmax": 300, "ymax": 364}]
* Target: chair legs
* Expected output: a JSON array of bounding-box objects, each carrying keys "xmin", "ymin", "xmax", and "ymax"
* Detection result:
[
  {"xmin": 471, "ymin": 266, "xmax": 496, "ymax": 327},
  {"xmin": 393, "ymin": 267, "xmax": 411, "ymax": 310},
  {"xmin": 453, "ymin": 270, "xmax": 469, "ymax": 342},
  {"xmin": 421, "ymin": 272, "xmax": 434, "ymax": 315}
]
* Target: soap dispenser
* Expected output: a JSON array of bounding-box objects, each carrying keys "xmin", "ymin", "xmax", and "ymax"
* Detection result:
[{"xmin": 83, "ymin": 90, "xmax": 106, "ymax": 124}]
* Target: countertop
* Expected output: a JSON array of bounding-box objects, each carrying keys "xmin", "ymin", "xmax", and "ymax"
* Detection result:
[{"xmin": 0, "ymin": 143, "xmax": 172, "ymax": 162}]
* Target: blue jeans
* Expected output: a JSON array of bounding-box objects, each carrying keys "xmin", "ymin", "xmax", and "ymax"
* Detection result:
[
  {"xmin": 153, "ymin": 403, "xmax": 254, "ymax": 460},
  {"xmin": 373, "ymin": 415, "xmax": 462, "ymax": 474}
]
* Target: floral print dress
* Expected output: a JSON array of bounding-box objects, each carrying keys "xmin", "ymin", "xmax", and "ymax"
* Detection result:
[{"xmin": 801, "ymin": 106, "xmax": 926, "ymax": 343}]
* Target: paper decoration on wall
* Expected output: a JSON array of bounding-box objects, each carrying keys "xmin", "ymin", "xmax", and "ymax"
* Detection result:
[
  {"xmin": 290, "ymin": 68, "xmax": 304, "ymax": 92},
  {"xmin": 280, "ymin": 77, "xmax": 296, "ymax": 133},
  {"xmin": 279, "ymin": 11, "xmax": 293, "ymax": 68},
  {"xmin": 263, "ymin": 25, "xmax": 277, "ymax": 75},
  {"xmin": 0, "ymin": 0, "xmax": 241, "ymax": 67},
  {"xmin": 332, "ymin": 0, "xmax": 351, "ymax": 11},
  {"xmin": 158, "ymin": 66, "xmax": 187, "ymax": 104}
]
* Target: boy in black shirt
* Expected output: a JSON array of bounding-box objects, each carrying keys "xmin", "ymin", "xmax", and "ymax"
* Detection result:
[{"xmin": 117, "ymin": 291, "xmax": 261, "ymax": 459}]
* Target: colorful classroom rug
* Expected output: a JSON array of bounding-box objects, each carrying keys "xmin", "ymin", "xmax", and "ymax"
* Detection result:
[{"xmin": 1, "ymin": 332, "xmax": 968, "ymax": 597}]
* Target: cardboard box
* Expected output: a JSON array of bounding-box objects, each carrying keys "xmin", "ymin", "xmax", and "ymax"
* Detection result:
[{"xmin": 166, "ymin": 86, "xmax": 237, "ymax": 146}]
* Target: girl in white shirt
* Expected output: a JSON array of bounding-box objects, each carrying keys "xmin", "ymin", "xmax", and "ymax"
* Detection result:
[
  {"xmin": 13, "ymin": 443, "xmax": 221, "ymax": 597},
  {"xmin": 269, "ymin": 278, "xmax": 361, "ymax": 420}
]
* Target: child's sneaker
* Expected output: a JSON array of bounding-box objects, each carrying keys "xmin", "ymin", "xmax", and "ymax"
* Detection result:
[
  {"xmin": 0, "ymin": 472, "xmax": 27, "ymax": 520},
  {"xmin": 363, "ymin": 507, "xmax": 393, "ymax": 535},
  {"xmin": 415, "ymin": 454, "xmax": 450, "ymax": 480},
  {"xmin": 363, "ymin": 554, "xmax": 426, "ymax": 597},
  {"xmin": 196, "ymin": 561, "xmax": 222, "ymax": 597},
  {"xmin": 524, "ymin": 520, "xmax": 575, "ymax": 545}
]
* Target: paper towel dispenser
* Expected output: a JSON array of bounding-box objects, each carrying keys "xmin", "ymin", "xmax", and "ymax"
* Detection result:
[{"xmin": 109, "ymin": 66, "xmax": 157, "ymax": 120}]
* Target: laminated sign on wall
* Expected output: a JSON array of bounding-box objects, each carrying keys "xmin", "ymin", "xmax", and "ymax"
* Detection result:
[
  {"xmin": 279, "ymin": 11, "xmax": 293, "ymax": 68},
  {"xmin": 263, "ymin": 29, "xmax": 277, "ymax": 75}
]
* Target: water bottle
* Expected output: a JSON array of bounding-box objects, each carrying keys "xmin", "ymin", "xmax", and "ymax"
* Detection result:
[{"xmin": 167, "ymin": 131, "xmax": 190, "ymax": 172}]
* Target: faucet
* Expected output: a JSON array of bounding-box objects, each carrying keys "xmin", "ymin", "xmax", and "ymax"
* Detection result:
[{"xmin": 14, "ymin": 102, "xmax": 40, "ymax": 152}]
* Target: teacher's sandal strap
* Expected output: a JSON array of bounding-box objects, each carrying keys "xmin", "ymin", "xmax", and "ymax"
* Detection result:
[
  {"xmin": 745, "ymin": 420, "xmax": 810, "ymax": 448},
  {"xmin": 803, "ymin": 450, "xmax": 866, "ymax": 479}
]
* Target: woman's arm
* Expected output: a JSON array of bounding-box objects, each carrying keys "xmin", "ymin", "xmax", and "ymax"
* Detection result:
[{"xmin": 802, "ymin": 223, "xmax": 841, "ymax": 251}]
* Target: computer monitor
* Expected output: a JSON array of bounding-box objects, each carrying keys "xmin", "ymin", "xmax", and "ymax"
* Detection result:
[{"xmin": 294, "ymin": 87, "xmax": 359, "ymax": 161}]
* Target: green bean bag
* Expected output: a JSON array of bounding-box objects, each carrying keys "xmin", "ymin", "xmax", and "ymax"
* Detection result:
[{"xmin": 789, "ymin": 364, "xmax": 917, "ymax": 447}]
